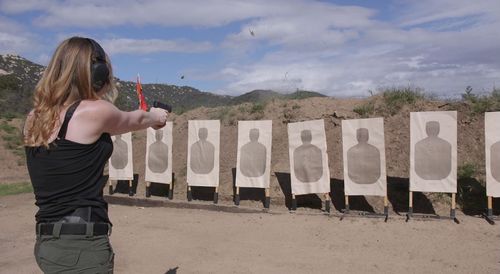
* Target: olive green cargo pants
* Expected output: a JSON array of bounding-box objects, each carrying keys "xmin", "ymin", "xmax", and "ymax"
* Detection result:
[{"xmin": 34, "ymin": 225, "xmax": 114, "ymax": 273}]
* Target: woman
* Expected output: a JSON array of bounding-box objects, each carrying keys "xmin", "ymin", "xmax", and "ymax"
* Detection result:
[{"xmin": 23, "ymin": 36, "xmax": 168, "ymax": 273}]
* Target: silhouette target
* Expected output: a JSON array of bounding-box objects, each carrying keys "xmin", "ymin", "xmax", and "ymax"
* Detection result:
[
  {"xmin": 190, "ymin": 128, "xmax": 215, "ymax": 174},
  {"xmin": 492, "ymin": 141, "xmax": 500, "ymax": 182},
  {"xmin": 240, "ymin": 128, "xmax": 267, "ymax": 177},
  {"xmin": 111, "ymin": 134, "xmax": 128, "ymax": 170},
  {"xmin": 347, "ymin": 128, "xmax": 381, "ymax": 184},
  {"xmin": 293, "ymin": 130, "xmax": 323, "ymax": 183},
  {"xmin": 148, "ymin": 130, "xmax": 169, "ymax": 173},
  {"xmin": 414, "ymin": 121, "xmax": 452, "ymax": 180}
]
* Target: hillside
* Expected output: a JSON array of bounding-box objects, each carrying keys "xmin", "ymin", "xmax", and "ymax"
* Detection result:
[
  {"xmin": 0, "ymin": 54, "xmax": 326, "ymax": 116},
  {"xmin": 1, "ymin": 54, "xmax": 500, "ymax": 214}
]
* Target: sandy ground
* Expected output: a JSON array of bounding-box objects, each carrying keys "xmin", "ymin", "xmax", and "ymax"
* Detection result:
[{"xmin": 0, "ymin": 193, "xmax": 499, "ymax": 274}]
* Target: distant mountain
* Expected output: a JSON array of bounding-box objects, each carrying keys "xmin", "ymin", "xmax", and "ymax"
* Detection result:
[
  {"xmin": 0, "ymin": 54, "xmax": 327, "ymax": 116},
  {"xmin": 0, "ymin": 55, "xmax": 44, "ymax": 116},
  {"xmin": 229, "ymin": 89, "xmax": 326, "ymax": 106}
]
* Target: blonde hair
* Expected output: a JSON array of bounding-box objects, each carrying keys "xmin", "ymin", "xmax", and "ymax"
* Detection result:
[{"xmin": 24, "ymin": 37, "xmax": 116, "ymax": 147}]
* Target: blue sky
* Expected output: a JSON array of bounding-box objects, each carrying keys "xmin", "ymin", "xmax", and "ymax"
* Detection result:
[{"xmin": 0, "ymin": 0, "xmax": 499, "ymax": 97}]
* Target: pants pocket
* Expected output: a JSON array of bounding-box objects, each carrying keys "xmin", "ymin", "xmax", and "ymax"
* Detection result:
[{"xmin": 37, "ymin": 240, "xmax": 82, "ymax": 267}]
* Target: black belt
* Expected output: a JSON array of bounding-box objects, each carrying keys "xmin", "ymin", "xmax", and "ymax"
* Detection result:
[{"xmin": 37, "ymin": 223, "xmax": 110, "ymax": 236}]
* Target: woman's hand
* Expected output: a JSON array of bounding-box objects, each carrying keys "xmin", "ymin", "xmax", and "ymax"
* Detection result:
[{"xmin": 149, "ymin": 107, "xmax": 169, "ymax": 130}]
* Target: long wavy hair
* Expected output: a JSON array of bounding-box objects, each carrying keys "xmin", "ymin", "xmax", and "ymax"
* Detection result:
[{"xmin": 24, "ymin": 37, "xmax": 116, "ymax": 147}]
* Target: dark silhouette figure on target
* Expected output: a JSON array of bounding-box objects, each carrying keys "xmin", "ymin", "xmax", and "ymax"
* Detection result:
[
  {"xmin": 190, "ymin": 128, "xmax": 215, "ymax": 174},
  {"xmin": 293, "ymin": 130, "xmax": 323, "ymax": 183},
  {"xmin": 414, "ymin": 121, "xmax": 452, "ymax": 180},
  {"xmin": 111, "ymin": 134, "xmax": 128, "ymax": 170},
  {"xmin": 148, "ymin": 129, "xmax": 169, "ymax": 173},
  {"xmin": 491, "ymin": 141, "xmax": 500, "ymax": 182},
  {"xmin": 240, "ymin": 128, "xmax": 267, "ymax": 177},
  {"xmin": 347, "ymin": 128, "xmax": 381, "ymax": 184}
]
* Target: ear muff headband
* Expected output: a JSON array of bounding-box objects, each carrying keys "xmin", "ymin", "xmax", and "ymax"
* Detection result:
[{"xmin": 87, "ymin": 38, "xmax": 109, "ymax": 91}]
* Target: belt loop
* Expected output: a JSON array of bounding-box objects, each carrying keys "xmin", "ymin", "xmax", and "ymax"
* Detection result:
[
  {"xmin": 52, "ymin": 222, "xmax": 62, "ymax": 238},
  {"xmin": 36, "ymin": 223, "xmax": 42, "ymax": 237},
  {"xmin": 86, "ymin": 222, "xmax": 94, "ymax": 237}
]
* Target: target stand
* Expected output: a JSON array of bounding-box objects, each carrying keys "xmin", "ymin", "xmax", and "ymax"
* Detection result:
[
  {"xmin": 145, "ymin": 173, "xmax": 175, "ymax": 200},
  {"xmin": 107, "ymin": 179, "xmax": 134, "ymax": 197},
  {"xmin": 405, "ymin": 191, "xmax": 459, "ymax": 224},
  {"xmin": 482, "ymin": 196, "xmax": 499, "ymax": 225},
  {"xmin": 340, "ymin": 195, "xmax": 389, "ymax": 222},
  {"xmin": 187, "ymin": 185, "xmax": 219, "ymax": 204},
  {"xmin": 290, "ymin": 193, "xmax": 331, "ymax": 214},
  {"xmin": 234, "ymin": 187, "xmax": 271, "ymax": 209}
]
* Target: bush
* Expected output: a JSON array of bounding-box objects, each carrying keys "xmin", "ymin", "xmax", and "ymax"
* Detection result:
[
  {"xmin": 0, "ymin": 182, "xmax": 33, "ymax": 196},
  {"xmin": 458, "ymin": 163, "xmax": 476, "ymax": 179},
  {"xmin": 381, "ymin": 86, "xmax": 424, "ymax": 115},
  {"xmin": 461, "ymin": 86, "xmax": 500, "ymax": 114},
  {"xmin": 250, "ymin": 103, "xmax": 265, "ymax": 114},
  {"xmin": 353, "ymin": 102, "xmax": 374, "ymax": 118}
]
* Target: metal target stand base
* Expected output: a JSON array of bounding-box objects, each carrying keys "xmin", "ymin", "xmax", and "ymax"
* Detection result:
[
  {"xmin": 482, "ymin": 197, "xmax": 498, "ymax": 225},
  {"xmin": 405, "ymin": 208, "xmax": 460, "ymax": 224},
  {"xmin": 405, "ymin": 191, "xmax": 460, "ymax": 224},
  {"xmin": 187, "ymin": 185, "xmax": 219, "ymax": 204},
  {"xmin": 290, "ymin": 193, "xmax": 331, "ymax": 214},
  {"xmin": 233, "ymin": 187, "xmax": 271, "ymax": 209},
  {"xmin": 339, "ymin": 195, "xmax": 389, "ymax": 222}
]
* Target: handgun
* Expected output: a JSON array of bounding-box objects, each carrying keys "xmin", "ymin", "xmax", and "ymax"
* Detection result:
[{"xmin": 152, "ymin": 101, "xmax": 172, "ymax": 113}]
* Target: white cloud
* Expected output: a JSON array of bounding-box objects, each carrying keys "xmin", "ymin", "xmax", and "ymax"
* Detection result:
[
  {"xmin": 0, "ymin": 16, "xmax": 38, "ymax": 54},
  {"xmin": 1, "ymin": 0, "xmax": 499, "ymax": 97},
  {"xmin": 1, "ymin": 0, "xmax": 275, "ymax": 28},
  {"xmin": 101, "ymin": 38, "xmax": 213, "ymax": 54},
  {"xmin": 216, "ymin": 1, "xmax": 500, "ymax": 96}
]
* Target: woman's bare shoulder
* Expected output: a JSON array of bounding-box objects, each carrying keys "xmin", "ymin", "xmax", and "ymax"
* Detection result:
[{"xmin": 79, "ymin": 99, "xmax": 116, "ymax": 110}]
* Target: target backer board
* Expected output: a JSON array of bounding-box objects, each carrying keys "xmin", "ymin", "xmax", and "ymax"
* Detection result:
[
  {"xmin": 288, "ymin": 119, "xmax": 330, "ymax": 195},
  {"xmin": 236, "ymin": 120, "xmax": 272, "ymax": 188},
  {"xmin": 410, "ymin": 111, "xmax": 457, "ymax": 193},
  {"xmin": 342, "ymin": 118, "xmax": 387, "ymax": 196},
  {"xmin": 187, "ymin": 120, "xmax": 220, "ymax": 187},
  {"xmin": 485, "ymin": 112, "xmax": 500, "ymax": 197},
  {"xmin": 145, "ymin": 123, "xmax": 173, "ymax": 184},
  {"xmin": 109, "ymin": 132, "xmax": 134, "ymax": 180}
]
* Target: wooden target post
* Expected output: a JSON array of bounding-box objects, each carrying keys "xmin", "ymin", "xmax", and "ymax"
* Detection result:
[
  {"xmin": 128, "ymin": 180, "xmax": 133, "ymax": 196},
  {"xmin": 340, "ymin": 195, "xmax": 389, "ymax": 222},
  {"xmin": 234, "ymin": 187, "xmax": 240, "ymax": 205},
  {"xmin": 265, "ymin": 188, "xmax": 270, "ymax": 209},
  {"xmin": 290, "ymin": 193, "xmax": 331, "ymax": 213},
  {"xmin": 187, "ymin": 186, "xmax": 193, "ymax": 201},
  {"xmin": 234, "ymin": 187, "xmax": 271, "ymax": 209},
  {"xmin": 483, "ymin": 196, "xmax": 498, "ymax": 225},
  {"xmin": 108, "ymin": 180, "xmax": 113, "ymax": 195},
  {"xmin": 406, "ymin": 191, "xmax": 459, "ymax": 224},
  {"xmin": 214, "ymin": 187, "xmax": 219, "ymax": 204}
]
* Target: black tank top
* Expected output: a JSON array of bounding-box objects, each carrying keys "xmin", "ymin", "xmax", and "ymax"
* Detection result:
[{"xmin": 25, "ymin": 101, "xmax": 113, "ymax": 224}]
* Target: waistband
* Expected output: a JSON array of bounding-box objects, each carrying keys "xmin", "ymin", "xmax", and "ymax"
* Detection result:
[{"xmin": 36, "ymin": 222, "xmax": 111, "ymax": 237}]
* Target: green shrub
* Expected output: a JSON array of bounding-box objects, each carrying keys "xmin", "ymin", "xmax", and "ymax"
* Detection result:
[
  {"xmin": 0, "ymin": 121, "xmax": 17, "ymax": 134},
  {"xmin": 210, "ymin": 106, "xmax": 231, "ymax": 121},
  {"xmin": 250, "ymin": 103, "xmax": 265, "ymax": 114},
  {"xmin": 353, "ymin": 102, "xmax": 374, "ymax": 118},
  {"xmin": 461, "ymin": 86, "xmax": 500, "ymax": 114},
  {"xmin": 0, "ymin": 182, "xmax": 32, "ymax": 196},
  {"xmin": 381, "ymin": 86, "xmax": 424, "ymax": 115},
  {"xmin": 458, "ymin": 163, "xmax": 476, "ymax": 179}
]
